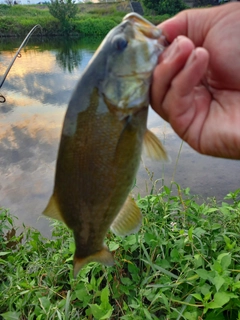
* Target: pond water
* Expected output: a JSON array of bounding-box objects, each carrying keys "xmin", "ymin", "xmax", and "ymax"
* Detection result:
[{"xmin": 0, "ymin": 37, "xmax": 239, "ymax": 236}]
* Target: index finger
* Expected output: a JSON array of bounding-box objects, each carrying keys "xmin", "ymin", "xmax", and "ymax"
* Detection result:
[{"xmin": 157, "ymin": 5, "xmax": 225, "ymax": 46}]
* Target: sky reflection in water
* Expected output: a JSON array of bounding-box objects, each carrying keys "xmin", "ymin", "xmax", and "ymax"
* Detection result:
[{"xmin": 0, "ymin": 37, "xmax": 239, "ymax": 236}]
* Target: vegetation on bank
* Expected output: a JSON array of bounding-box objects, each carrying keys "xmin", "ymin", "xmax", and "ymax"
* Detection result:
[
  {"xmin": 0, "ymin": 2, "xmax": 171, "ymax": 37},
  {"xmin": 1, "ymin": 185, "xmax": 240, "ymax": 319},
  {"xmin": 142, "ymin": 0, "xmax": 187, "ymax": 15}
]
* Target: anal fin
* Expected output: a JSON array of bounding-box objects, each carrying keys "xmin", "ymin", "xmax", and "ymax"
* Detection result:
[{"xmin": 110, "ymin": 195, "xmax": 142, "ymax": 237}]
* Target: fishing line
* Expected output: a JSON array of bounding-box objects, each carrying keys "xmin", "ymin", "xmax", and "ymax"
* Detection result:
[{"xmin": 0, "ymin": 24, "xmax": 43, "ymax": 103}]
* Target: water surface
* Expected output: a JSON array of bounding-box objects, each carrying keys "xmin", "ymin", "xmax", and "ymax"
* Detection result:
[{"xmin": 0, "ymin": 37, "xmax": 239, "ymax": 236}]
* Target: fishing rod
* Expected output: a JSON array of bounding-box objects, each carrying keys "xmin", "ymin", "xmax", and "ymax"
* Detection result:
[{"xmin": 0, "ymin": 24, "xmax": 42, "ymax": 103}]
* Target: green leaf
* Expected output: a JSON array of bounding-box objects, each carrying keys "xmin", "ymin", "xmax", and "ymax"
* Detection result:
[
  {"xmin": 89, "ymin": 304, "xmax": 113, "ymax": 320},
  {"xmin": 233, "ymin": 281, "xmax": 240, "ymax": 290},
  {"xmin": 19, "ymin": 281, "xmax": 31, "ymax": 289},
  {"xmin": 193, "ymin": 227, "xmax": 206, "ymax": 237},
  {"xmin": 201, "ymin": 284, "xmax": 211, "ymax": 296},
  {"xmin": 204, "ymin": 291, "xmax": 212, "ymax": 302},
  {"xmin": 212, "ymin": 275, "xmax": 225, "ymax": 292},
  {"xmin": 205, "ymin": 310, "xmax": 226, "ymax": 320},
  {"xmin": 211, "ymin": 223, "xmax": 221, "ymax": 230},
  {"xmin": 207, "ymin": 292, "xmax": 230, "ymax": 309},
  {"xmin": 160, "ymin": 292, "xmax": 170, "ymax": 312},
  {"xmin": 163, "ymin": 185, "xmax": 171, "ymax": 195},
  {"xmin": 0, "ymin": 252, "xmax": 10, "ymax": 256},
  {"xmin": 219, "ymin": 207, "xmax": 230, "ymax": 215},
  {"xmin": 100, "ymin": 308, "xmax": 113, "ymax": 320},
  {"xmin": 19, "ymin": 290, "xmax": 30, "ymax": 295},
  {"xmin": 0, "ymin": 258, "xmax": 8, "ymax": 265},
  {"xmin": 0, "ymin": 312, "xmax": 20, "ymax": 320},
  {"xmin": 125, "ymin": 235, "xmax": 137, "ymax": 245},
  {"xmin": 68, "ymin": 241, "xmax": 75, "ymax": 253},
  {"xmin": 218, "ymin": 253, "xmax": 231, "ymax": 270},
  {"xmin": 89, "ymin": 304, "xmax": 104, "ymax": 319},
  {"xmin": 212, "ymin": 261, "xmax": 222, "ymax": 274},
  {"xmin": 143, "ymin": 308, "xmax": 153, "ymax": 320},
  {"xmin": 75, "ymin": 288, "xmax": 90, "ymax": 302},
  {"xmin": 195, "ymin": 269, "xmax": 209, "ymax": 280},
  {"xmin": 39, "ymin": 297, "xmax": 51, "ymax": 312},
  {"xmin": 170, "ymin": 248, "xmax": 180, "ymax": 261},
  {"xmin": 184, "ymin": 311, "xmax": 199, "ymax": 320},
  {"xmin": 121, "ymin": 277, "xmax": 132, "ymax": 286},
  {"xmin": 205, "ymin": 208, "xmax": 218, "ymax": 213},
  {"xmin": 191, "ymin": 293, "xmax": 202, "ymax": 302},
  {"xmin": 101, "ymin": 286, "xmax": 110, "ymax": 309},
  {"xmin": 108, "ymin": 241, "xmax": 119, "ymax": 251},
  {"xmin": 65, "ymin": 290, "xmax": 71, "ymax": 318},
  {"xmin": 188, "ymin": 226, "xmax": 193, "ymax": 241}
]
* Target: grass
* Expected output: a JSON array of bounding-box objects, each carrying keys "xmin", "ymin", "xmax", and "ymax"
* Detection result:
[
  {"xmin": 0, "ymin": 3, "xmax": 170, "ymax": 37},
  {"xmin": 1, "ymin": 184, "xmax": 240, "ymax": 319}
]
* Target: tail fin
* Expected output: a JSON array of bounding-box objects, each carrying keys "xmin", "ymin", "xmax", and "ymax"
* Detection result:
[{"xmin": 73, "ymin": 246, "xmax": 114, "ymax": 278}]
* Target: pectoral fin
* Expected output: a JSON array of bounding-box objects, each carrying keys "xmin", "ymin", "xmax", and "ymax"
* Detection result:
[
  {"xmin": 143, "ymin": 129, "xmax": 168, "ymax": 161},
  {"xmin": 73, "ymin": 246, "xmax": 115, "ymax": 278},
  {"xmin": 110, "ymin": 196, "xmax": 142, "ymax": 237},
  {"xmin": 42, "ymin": 195, "xmax": 64, "ymax": 222}
]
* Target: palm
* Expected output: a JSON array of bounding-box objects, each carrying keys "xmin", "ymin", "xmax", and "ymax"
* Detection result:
[
  {"xmin": 184, "ymin": 88, "xmax": 240, "ymax": 158},
  {"xmin": 152, "ymin": 3, "xmax": 240, "ymax": 159}
]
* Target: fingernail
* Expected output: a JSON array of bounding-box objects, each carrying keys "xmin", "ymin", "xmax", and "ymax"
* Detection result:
[
  {"xmin": 184, "ymin": 50, "xmax": 196, "ymax": 68},
  {"xmin": 162, "ymin": 38, "xmax": 179, "ymax": 63}
]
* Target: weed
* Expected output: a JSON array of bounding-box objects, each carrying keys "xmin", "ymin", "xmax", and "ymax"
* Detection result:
[{"xmin": 1, "ymin": 186, "xmax": 240, "ymax": 319}]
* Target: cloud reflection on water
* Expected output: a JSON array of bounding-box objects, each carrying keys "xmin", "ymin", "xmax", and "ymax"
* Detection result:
[{"xmin": 0, "ymin": 38, "xmax": 239, "ymax": 236}]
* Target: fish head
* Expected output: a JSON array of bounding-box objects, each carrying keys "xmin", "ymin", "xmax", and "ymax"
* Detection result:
[{"xmin": 98, "ymin": 13, "xmax": 165, "ymax": 117}]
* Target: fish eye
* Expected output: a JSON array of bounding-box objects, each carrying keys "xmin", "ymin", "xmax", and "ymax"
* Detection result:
[{"xmin": 113, "ymin": 35, "xmax": 128, "ymax": 51}]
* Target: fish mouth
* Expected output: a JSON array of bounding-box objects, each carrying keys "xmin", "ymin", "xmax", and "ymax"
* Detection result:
[
  {"xmin": 123, "ymin": 12, "xmax": 168, "ymax": 48},
  {"xmin": 123, "ymin": 13, "xmax": 162, "ymax": 40}
]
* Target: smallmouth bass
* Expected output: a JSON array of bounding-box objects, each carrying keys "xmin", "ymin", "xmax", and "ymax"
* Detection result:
[{"xmin": 43, "ymin": 13, "xmax": 168, "ymax": 277}]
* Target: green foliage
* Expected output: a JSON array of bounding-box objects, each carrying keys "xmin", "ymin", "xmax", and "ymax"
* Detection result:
[
  {"xmin": 1, "ymin": 186, "xmax": 240, "ymax": 319},
  {"xmin": 0, "ymin": 3, "xmax": 130, "ymax": 36},
  {"xmin": 0, "ymin": 4, "xmax": 49, "ymax": 17},
  {"xmin": 74, "ymin": 18, "xmax": 118, "ymax": 37},
  {"xmin": 0, "ymin": 3, "xmax": 170, "ymax": 36},
  {"xmin": 48, "ymin": 0, "xmax": 78, "ymax": 32},
  {"xmin": 142, "ymin": 0, "xmax": 187, "ymax": 15},
  {"xmin": 144, "ymin": 14, "xmax": 171, "ymax": 25}
]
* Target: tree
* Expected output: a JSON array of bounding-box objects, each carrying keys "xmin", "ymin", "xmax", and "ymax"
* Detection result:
[
  {"xmin": 5, "ymin": 0, "xmax": 14, "ymax": 5},
  {"xmin": 48, "ymin": 0, "xmax": 78, "ymax": 32},
  {"xmin": 142, "ymin": 0, "xmax": 187, "ymax": 15}
]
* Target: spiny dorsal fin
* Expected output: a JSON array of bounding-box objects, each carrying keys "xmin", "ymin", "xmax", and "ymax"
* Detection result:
[
  {"xmin": 73, "ymin": 245, "xmax": 114, "ymax": 278},
  {"xmin": 143, "ymin": 129, "xmax": 168, "ymax": 161},
  {"xmin": 42, "ymin": 195, "xmax": 64, "ymax": 222},
  {"xmin": 110, "ymin": 195, "xmax": 142, "ymax": 237}
]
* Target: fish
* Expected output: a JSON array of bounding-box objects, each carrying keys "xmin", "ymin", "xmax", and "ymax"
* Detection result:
[{"xmin": 43, "ymin": 12, "xmax": 168, "ymax": 277}]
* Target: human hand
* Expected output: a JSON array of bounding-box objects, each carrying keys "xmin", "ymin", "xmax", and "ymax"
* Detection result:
[{"xmin": 151, "ymin": 3, "xmax": 240, "ymax": 159}]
